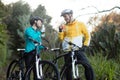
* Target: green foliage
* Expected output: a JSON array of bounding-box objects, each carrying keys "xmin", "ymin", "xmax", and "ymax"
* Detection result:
[
  {"xmin": 11, "ymin": 1, "xmax": 31, "ymax": 17},
  {"xmin": 88, "ymin": 54, "xmax": 119, "ymax": 80},
  {"xmin": 87, "ymin": 12, "xmax": 120, "ymax": 79},
  {"xmin": 90, "ymin": 23, "xmax": 120, "ymax": 60},
  {"xmin": 32, "ymin": 5, "xmax": 52, "ymax": 24},
  {"xmin": 0, "ymin": 24, "xmax": 8, "ymax": 44},
  {"xmin": 3, "ymin": 1, "xmax": 31, "ymax": 55},
  {"xmin": 0, "ymin": 24, "xmax": 9, "ymax": 67},
  {"xmin": 0, "ymin": 0, "xmax": 10, "ymax": 18},
  {"xmin": 2, "ymin": 0, "xmax": 55, "ymax": 60},
  {"xmin": 17, "ymin": 14, "xmax": 30, "ymax": 39}
]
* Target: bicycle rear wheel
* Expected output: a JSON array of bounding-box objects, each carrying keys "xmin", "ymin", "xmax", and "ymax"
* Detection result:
[
  {"xmin": 6, "ymin": 60, "xmax": 24, "ymax": 80},
  {"xmin": 61, "ymin": 61, "xmax": 94, "ymax": 80},
  {"xmin": 25, "ymin": 60, "xmax": 60, "ymax": 80}
]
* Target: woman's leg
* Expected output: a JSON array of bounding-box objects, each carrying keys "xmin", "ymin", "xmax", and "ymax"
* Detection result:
[{"xmin": 24, "ymin": 51, "xmax": 36, "ymax": 80}]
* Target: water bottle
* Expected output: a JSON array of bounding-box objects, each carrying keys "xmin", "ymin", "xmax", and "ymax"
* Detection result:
[{"xmin": 41, "ymin": 25, "xmax": 45, "ymax": 37}]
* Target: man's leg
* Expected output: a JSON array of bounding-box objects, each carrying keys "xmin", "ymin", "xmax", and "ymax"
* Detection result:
[{"xmin": 75, "ymin": 50, "xmax": 95, "ymax": 80}]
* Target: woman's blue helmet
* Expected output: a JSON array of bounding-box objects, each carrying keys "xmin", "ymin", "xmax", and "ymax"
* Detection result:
[{"xmin": 30, "ymin": 16, "xmax": 43, "ymax": 25}]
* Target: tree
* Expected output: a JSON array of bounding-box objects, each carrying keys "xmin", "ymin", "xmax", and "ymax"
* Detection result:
[
  {"xmin": 17, "ymin": 14, "xmax": 31, "ymax": 39},
  {"xmin": 88, "ymin": 12, "xmax": 120, "ymax": 61},
  {"xmin": 3, "ymin": 1, "xmax": 31, "ymax": 57},
  {"xmin": 0, "ymin": 24, "xmax": 9, "ymax": 67},
  {"xmin": 0, "ymin": 0, "xmax": 10, "ymax": 67},
  {"xmin": 0, "ymin": 0, "xmax": 10, "ymax": 18}
]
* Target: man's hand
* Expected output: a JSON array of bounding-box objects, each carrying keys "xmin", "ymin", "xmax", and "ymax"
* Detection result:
[{"xmin": 59, "ymin": 24, "xmax": 64, "ymax": 32}]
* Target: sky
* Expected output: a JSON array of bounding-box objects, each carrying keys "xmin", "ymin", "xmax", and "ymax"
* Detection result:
[{"xmin": 1, "ymin": 0, "xmax": 120, "ymax": 31}]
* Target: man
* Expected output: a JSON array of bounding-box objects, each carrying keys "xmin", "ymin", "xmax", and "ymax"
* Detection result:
[
  {"xmin": 58, "ymin": 9, "xmax": 95, "ymax": 80},
  {"xmin": 24, "ymin": 16, "xmax": 45, "ymax": 80}
]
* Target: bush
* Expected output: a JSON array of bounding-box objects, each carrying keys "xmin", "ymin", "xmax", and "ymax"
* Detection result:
[{"xmin": 88, "ymin": 53, "xmax": 119, "ymax": 80}]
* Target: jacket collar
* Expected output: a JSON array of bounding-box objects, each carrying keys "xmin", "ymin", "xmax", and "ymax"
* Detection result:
[{"xmin": 66, "ymin": 19, "xmax": 76, "ymax": 25}]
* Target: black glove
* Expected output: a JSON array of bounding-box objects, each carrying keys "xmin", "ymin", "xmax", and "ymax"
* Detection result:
[
  {"xmin": 82, "ymin": 46, "xmax": 87, "ymax": 52},
  {"xmin": 42, "ymin": 45, "xmax": 48, "ymax": 50},
  {"xmin": 59, "ymin": 25, "xmax": 64, "ymax": 32},
  {"xmin": 44, "ymin": 47, "xmax": 48, "ymax": 50}
]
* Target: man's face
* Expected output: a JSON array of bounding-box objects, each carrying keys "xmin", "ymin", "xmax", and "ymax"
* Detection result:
[{"xmin": 63, "ymin": 14, "xmax": 72, "ymax": 23}]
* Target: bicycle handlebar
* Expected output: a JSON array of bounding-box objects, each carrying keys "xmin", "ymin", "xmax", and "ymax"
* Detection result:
[
  {"xmin": 64, "ymin": 40, "xmax": 82, "ymax": 49},
  {"xmin": 49, "ymin": 40, "xmax": 84, "ymax": 53},
  {"xmin": 28, "ymin": 37, "xmax": 84, "ymax": 52}
]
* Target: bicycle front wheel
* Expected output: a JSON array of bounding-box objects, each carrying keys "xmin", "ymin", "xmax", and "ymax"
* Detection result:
[
  {"xmin": 25, "ymin": 60, "xmax": 60, "ymax": 80},
  {"xmin": 6, "ymin": 60, "xmax": 23, "ymax": 80},
  {"xmin": 61, "ymin": 61, "xmax": 94, "ymax": 80}
]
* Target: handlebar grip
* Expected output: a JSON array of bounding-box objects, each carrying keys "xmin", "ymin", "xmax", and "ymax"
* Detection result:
[
  {"xmin": 51, "ymin": 48, "xmax": 60, "ymax": 51},
  {"xmin": 17, "ymin": 49, "xmax": 25, "ymax": 51}
]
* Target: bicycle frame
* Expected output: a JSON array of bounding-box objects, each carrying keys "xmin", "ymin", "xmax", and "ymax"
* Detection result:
[
  {"xmin": 17, "ymin": 47, "xmax": 43, "ymax": 79},
  {"xmin": 51, "ymin": 50, "xmax": 80, "ymax": 79},
  {"xmin": 65, "ymin": 40, "xmax": 81, "ymax": 79},
  {"xmin": 36, "ymin": 56, "xmax": 42, "ymax": 79},
  {"xmin": 27, "ymin": 37, "xmax": 61, "ymax": 80},
  {"xmin": 35, "ymin": 43, "xmax": 43, "ymax": 79},
  {"xmin": 29, "ymin": 37, "xmax": 62, "ymax": 80},
  {"xmin": 71, "ymin": 50, "xmax": 79, "ymax": 79},
  {"xmin": 51, "ymin": 41, "xmax": 82, "ymax": 79},
  {"xmin": 17, "ymin": 48, "xmax": 43, "ymax": 79}
]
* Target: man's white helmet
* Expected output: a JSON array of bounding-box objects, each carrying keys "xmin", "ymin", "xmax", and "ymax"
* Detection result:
[{"xmin": 61, "ymin": 9, "xmax": 73, "ymax": 16}]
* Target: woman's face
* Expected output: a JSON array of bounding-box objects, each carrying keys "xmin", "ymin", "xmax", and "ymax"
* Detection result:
[{"xmin": 36, "ymin": 20, "xmax": 42, "ymax": 28}]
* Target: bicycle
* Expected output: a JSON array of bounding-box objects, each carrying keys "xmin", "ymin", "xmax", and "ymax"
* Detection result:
[
  {"xmin": 49, "ymin": 40, "xmax": 94, "ymax": 80},
  {"xmin": 6, "ymin": 37, "xmax": 60, "ymax": 80},
  {"xmin": 6, "ymin": 48, "xmax": 25, "ymax": 80}
]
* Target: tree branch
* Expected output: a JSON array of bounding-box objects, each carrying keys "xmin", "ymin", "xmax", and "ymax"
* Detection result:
[
  {"xmin": 76, "ymin": 6, "xmax": 120, "ymax": 18},
  {"xmin": 98, "ymin": 6, "xmax": 120, "ymax": 13}
]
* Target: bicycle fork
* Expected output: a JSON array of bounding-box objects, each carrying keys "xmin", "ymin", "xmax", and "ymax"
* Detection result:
[
  {"xmin": 71, "ymin": 51, "xmax": 79, "ymax": 79},
  {"xmin": 36, "ymin": 56, "xmax": 43, "ymax": 79}
]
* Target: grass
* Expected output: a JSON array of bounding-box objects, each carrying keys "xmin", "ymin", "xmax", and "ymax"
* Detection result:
[
  {"xmin": 88, "ymin": 53, "xmax": 119, "ymax": 80},
  {"xmin": 1, "ymin": 51, "xmax": 120, "ymax": 80}
]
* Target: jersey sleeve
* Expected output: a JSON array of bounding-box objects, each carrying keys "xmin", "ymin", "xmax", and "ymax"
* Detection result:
[{"xmin": 81, "ymin": 23, "xmax": 91, "ymax": 46}]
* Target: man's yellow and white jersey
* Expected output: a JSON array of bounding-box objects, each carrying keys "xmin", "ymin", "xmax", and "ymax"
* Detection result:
[{"xmin": 59, "ymin": 20, "xmax": 90, "ymax": 51}]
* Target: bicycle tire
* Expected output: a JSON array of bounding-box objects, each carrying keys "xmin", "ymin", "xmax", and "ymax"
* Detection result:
[
  {"xmin": 6, "ymin": 60, "xmax": 24, "ymax": 80},
  {"xmin": 61, "ymin": 61, "xmax": 94, "ymax": 80},
  {"xmin": 24, "ymin": 60, "xmax": 60, "ymax": 80}
]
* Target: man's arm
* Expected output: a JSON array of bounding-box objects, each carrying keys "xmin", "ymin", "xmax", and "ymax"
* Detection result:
[{"xmin": 81, "ymin": 23, "xmax": 91, "ymax": 46}]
